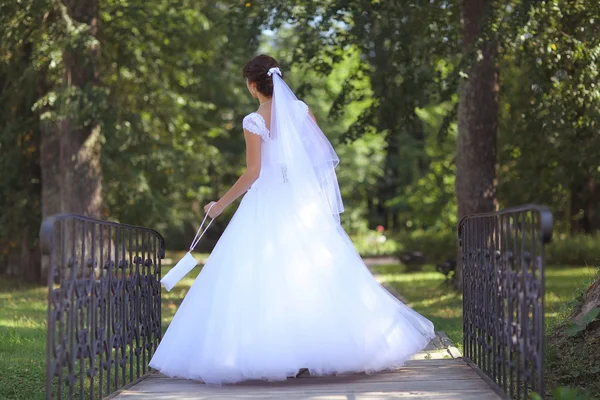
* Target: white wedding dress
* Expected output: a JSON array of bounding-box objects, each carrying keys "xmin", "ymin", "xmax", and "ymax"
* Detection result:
[{"xmin": 149, "ymin": 70, "xmax": 435, "ymax": 385}]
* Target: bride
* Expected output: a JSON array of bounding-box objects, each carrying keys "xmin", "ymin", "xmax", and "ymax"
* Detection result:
[{"xmin": 149, "ymin": 54, "xmax": 435, "ymax": 385}]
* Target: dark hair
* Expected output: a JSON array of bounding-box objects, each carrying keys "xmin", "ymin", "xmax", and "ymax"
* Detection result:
[{"xmin": 242, "ymin": 54, "xmax": 281, "ymax": 97}]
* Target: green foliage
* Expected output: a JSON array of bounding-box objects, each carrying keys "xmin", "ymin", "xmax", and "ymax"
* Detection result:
[
  {"xmin": 98, "ymin": 1, "xmax": 260, "ymax": 235},
  {"xmin": 259, "ymin": 0, "xmax": 600, "ymax": 239},
  {"xmin": 351, "ymin": 226, "xmax": 457, "ymax": 263},
  {"xmin": 0, "ymin": 0, "xmax": 49, "ymax": 263},
  {"xmin": 1, "ymin": 1, "xmax": 263, "ymax": 255},
  {"xmin": 250, "ymin": 0, "xmax": 461, "ymax": 230},
  {"xmin": 552, "ymin": 387, "xmax": 599, "ymax": 400},
  {"xmin": 545, "ymin": 269, "xmax": 600, "ymax": 398},
  {"xmin": 497, "ymin": 0, "xmax": 600, "ymax": 232},
  {"xmin": 2, "ymin": 0, "xmax": 600, "ymax": 271},
  {"xmin": 566, "ymin": 307, "xmax": 600, "ymax": 337},
  {"xmin": 532, "ymin": 387, "xmax": 598, "ymax": 400},
  {"xmin": 264, "ymin": 39, "xmax": 386, "ymax": 234},
  {"xmin": 547, "ymin": 234, "xmax": 600, "ymax": 266},
  {"xmin": 545, "ymin": 270, "xmax": 599, "ymax": 399},
  {"xmin": 396, "ymin": 229, "xmax": 457, "ymax": 265},
  {"xmin": 351, "ymin": 229, "xmax": 401, "ymax": 258}
]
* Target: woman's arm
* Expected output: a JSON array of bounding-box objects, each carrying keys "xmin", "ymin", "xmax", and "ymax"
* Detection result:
[
  {"xmin": 204, "ymin": 130, "xmax": 262, "ymax": 218},
  {"xmin": 308, "ymin": 107, "xmax": 317, "ymax": 124}
]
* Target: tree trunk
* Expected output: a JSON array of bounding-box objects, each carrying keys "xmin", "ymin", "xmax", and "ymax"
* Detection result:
[
  {"xmin": 41, "ymin": 0, "xmax": 102, "ymax": 220},
  {"xmin": 570, "ymin": 276, "xmax": 600, "ymax": 334},
  {"xmin": 40, "ymin": 0, "xmax": 102, "ymax": 282},
  {"xmin": 61, "ymin": 0, "xmax": 103, "ymax": 219},
  {"xmin": 570, "ymin": 176, "xmax": 600, "ymax": 234},
  {"xmin": 455, "ymin": 0, "xmax": 499, "ymax": 289}
]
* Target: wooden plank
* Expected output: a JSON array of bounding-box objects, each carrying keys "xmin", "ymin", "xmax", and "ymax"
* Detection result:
[
  {"xmin": 140, "ymin": 373, "xmax": 482, "ymax": 387},
  {"xmin": 111, "ymin": 358, "xmax": 503, "ymax": 400},
  {"xmin": 114, "ymin": 389, "xmax": 502, "ymax": 400},
  {"xmin": 124, "ymin": 378, "xmax": 493, "ymax": 393},
  {"xmin": 404, "ymin": 359, "xmax": 464, "ymax": 366}
]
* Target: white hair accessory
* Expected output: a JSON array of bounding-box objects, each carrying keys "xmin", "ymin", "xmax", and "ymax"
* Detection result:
[{"xmin": 267, "ymin": 67, "xmax": 282, "ymax": 77}]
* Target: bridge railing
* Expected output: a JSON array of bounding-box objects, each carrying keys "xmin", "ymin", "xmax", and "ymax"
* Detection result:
[
  {"xmin": 458, "ymin": 205, "xmax": 553, "ymax": 399},
  {"xmin": 40, "ymin": 214, "xmax": 165, "ymax": 400}
]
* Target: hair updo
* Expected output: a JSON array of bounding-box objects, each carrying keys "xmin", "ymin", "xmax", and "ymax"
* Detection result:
[{"xmin": 242, "ymin": 54, "xmax": 281, "ymax": 97}]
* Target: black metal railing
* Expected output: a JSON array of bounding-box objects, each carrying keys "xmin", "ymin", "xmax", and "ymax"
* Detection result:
[
  {"xmin": 40, "ymin": 214, "xmax": 165, "ymax": 399},
  {"xmin": 458, "ymin": 205, "xmax": 553, "ymax": 399}
]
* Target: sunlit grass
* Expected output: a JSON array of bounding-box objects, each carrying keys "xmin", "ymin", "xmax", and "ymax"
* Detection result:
[
  {"xmin": 371, "ymin": 264, "xmax": 463, "ymax": 351},
  {"xmin": 544, "ymin": 266, "xmax": 598, "ymax": 328},
  {"xmin": 371, "ymin": 264, "xmax": 598, "ymax": 354},
  {"xmin": 0, "ymin": 279, "xmax": 48, "ymax": 400},
  {"xmin": 0, "ymin": 253, "xmax": 208, "ymax": 400}
]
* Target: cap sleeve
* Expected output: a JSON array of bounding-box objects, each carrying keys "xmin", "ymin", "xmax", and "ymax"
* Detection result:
[
  {"xmin": 243, "ymin": 113, "xmax": 268, "ymax": 139},
  {"xmin": 296, "ymin": 100, "xmax": 309, "ymax": 115}
]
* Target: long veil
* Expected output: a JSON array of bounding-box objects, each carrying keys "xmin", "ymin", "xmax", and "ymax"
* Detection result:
[{"xmin": 264, "ymin": 67, "xmax": 344, "ymax": 223}]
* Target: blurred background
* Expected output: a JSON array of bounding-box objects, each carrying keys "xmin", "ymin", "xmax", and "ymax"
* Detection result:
[
  {"xmin": 1, "ymin": 1, "xmax": 600, "ymax": 398},
  {"xmin": 2, "ymin": 1, "xmax": 600, "ymax": 281}
]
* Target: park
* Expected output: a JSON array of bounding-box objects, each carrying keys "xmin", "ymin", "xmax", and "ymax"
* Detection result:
[{"xmin": 1, "ymin": 1, "xmax": 600, "ymax": 399}]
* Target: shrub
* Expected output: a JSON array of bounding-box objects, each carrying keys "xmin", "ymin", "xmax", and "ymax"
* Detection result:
[
  {"xmin": 395, "ymin": 229, "xmax": 458, "ymax": 265},
  {"xmin": 351, "ymin": 229, "xmax": 402, "ymax": 257},
  {"xmin": 531, "ymin": 387, "xmax": 598, "ymax": 400},
  {"xmin": 546, "ymin": 234, "xmax": 600, "ymax": 266}
]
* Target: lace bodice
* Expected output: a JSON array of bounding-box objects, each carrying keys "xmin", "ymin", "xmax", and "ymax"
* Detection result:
[
  {"xmin": 243, "ymin": 113, "xmax": 269, "ymax": 140},
  {"xmin": 242, "ymin": 101, "xmax": 309, "ymax": 141}
]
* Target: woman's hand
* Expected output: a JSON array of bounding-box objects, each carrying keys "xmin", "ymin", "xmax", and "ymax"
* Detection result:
[{"xmin": 204, "ymin": 201, "xmax": 224, "ymax": 218}]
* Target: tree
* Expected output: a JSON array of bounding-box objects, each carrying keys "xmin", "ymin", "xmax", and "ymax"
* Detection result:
[
  {"xmin": 256, "ymin": 0, "xmax": 461, "ymax": 230},
  {"xmin": 35, "ymin": 0, "xmax": 103, "ymax": 282},
  {"xmin": 97, "ymin": 1, "xmax": 261, "ymax": 247},
  {"xmin": 454, "ymin": 0, "xmax": 499, "ymax": 288},
  {"xmin": 0, "ymin": 0, "xmax": 48, "ymax": 281},
  {"xmin": 497, "ymin": 0, "xmax": 600, "ymax": 234},
  {"xmin": 1, "ymin": 1, "xmax": 262, "ymax": 280},
  {"xmin": 40, "ymin": 0, "xmax": 103, "ymax": 224}
]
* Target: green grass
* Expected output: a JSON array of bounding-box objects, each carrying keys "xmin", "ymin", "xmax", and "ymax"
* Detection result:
[
  {"xmin": 0, "ymin": 258, "xmax": 595, "ymax": 399},
  {"xmin": 544, "ymin": 268, "xmax": 600, "ymax": 399},
  {"xmin": 374, "ymin": 263, "xmax": 600, "ymax": 398},
  {"xmin": 545, "ymin": 267, "xmax": 600, "ymax": 328},
  {"xmin": 371, "ymin": 264, "xmax": 599, "ymax": 354},
  {"xmin": 0, "ymin": 252, "xmax": 207, "ymax": 400},
  {"xmin": 0, "ymin": 279, "xmax": 48, "ymax": 400},
  {"xmin": 372, "ymin": 264, "xmax": 464, "ymax": 350}
]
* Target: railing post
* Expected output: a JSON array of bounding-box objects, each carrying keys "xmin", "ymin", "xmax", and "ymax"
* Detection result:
[{"xmin": 458, "ymin": 205, "xmax": 553, "ymax": 399}]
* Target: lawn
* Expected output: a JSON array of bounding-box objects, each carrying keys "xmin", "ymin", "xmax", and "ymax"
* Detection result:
[
  {"xmin": 0, "ymin": 259, "xmax": 596, "ymax": 400},
  {"xmin": 0, "ymin": 252, "xmax": 206, "ymax": 400},
  {"xmin": 370, "ymin": 264, "xmax": 599, "ymax": 353},
  {"xmin": 0, "ymin": 279, "xmax": 48, "ymax": 400}
]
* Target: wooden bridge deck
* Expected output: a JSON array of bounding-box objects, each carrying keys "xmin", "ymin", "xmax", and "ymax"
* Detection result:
[
  {"xmin": 111, "ymin": 264, "xmax": 504, "ymax": 399},
  {"xmin": 111, "ymin": 333, "xmax": 503, "ymax": 400},
  {"xmin": 111, "ymin": 358, "xmax": 503, "ymax": 400}
]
